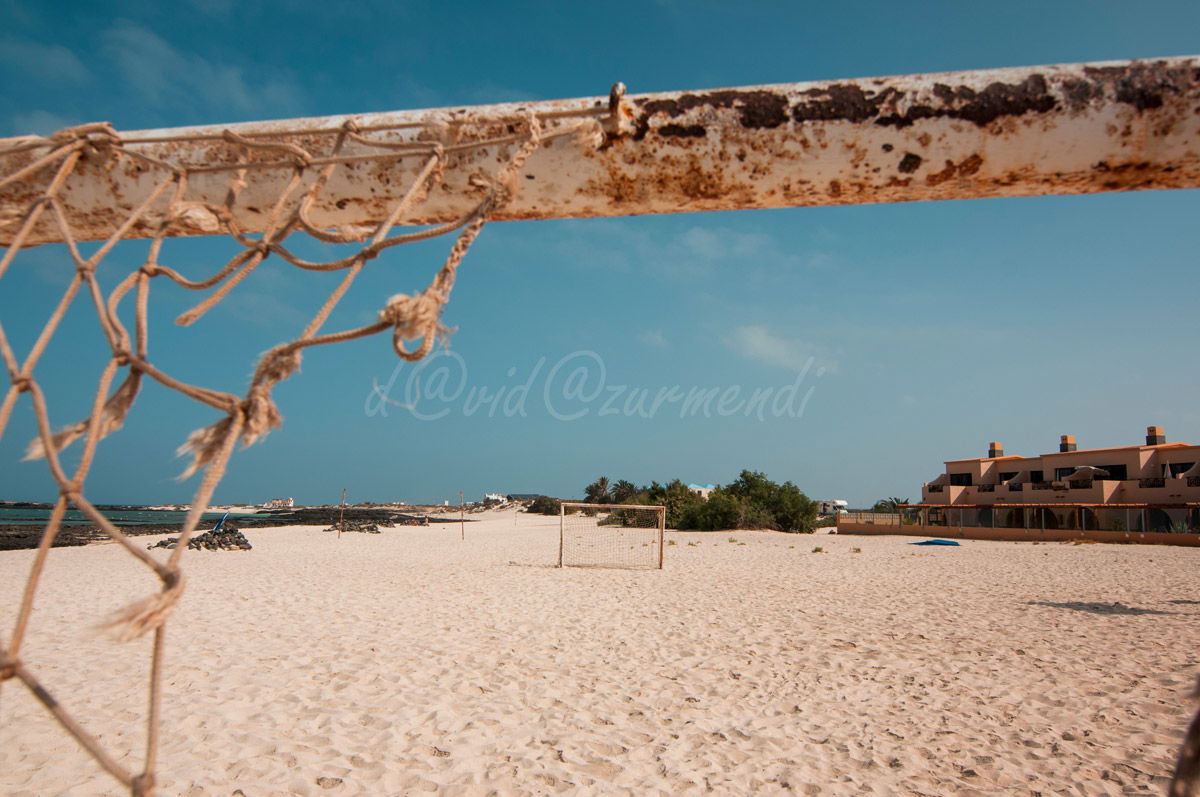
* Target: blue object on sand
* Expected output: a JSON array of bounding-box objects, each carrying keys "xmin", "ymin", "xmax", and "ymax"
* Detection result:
[
  {"xmin": 211, "ymin": 511, "xmax": 229, "ymax": 533},
  {"xmin": 911, "ymin": 539, "xmax": 960, "ymax": 546}
]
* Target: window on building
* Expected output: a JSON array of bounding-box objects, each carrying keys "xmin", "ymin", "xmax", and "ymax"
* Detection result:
[
  {"xmin": 949, "ymin": 473, "xmax": 972, "ymax": 486},
  {"xmin": 1030, "ymin": 470, "xmax": 1044, "ymax": 483},
  {"xmin": 1096, "ymin": 464, "xmax": 1127, "ymax": 480},
  {"xmin": 1167, "ymin": 462, "xmax": 1195, "ymax": 477},
  {"xmin": 1054, "ymin": 467, "xmax": 1075, "ymax": 480},
  {"xmin": 999, "ymin": 471, "xmax": 1018, "ymax": 482}
]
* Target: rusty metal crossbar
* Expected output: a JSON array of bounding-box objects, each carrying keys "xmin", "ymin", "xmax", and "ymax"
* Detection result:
[{"xmin": 2, "ymin": 56, "xmax": 1198, "ymax": 248}]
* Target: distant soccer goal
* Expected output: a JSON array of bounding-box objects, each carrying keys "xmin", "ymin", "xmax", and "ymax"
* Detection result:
[{"xmin": 558, "ymin": 503, "xmax": 666, "ymax": 569}]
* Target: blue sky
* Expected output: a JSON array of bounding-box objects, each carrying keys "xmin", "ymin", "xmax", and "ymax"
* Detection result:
[{"xmin": 1, "ymin": 1, "xmax": 1198, "ymax": 507}]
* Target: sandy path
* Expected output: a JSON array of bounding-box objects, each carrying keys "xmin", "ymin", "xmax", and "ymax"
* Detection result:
[{"xmin": 2, "ymin": 510, "xmax": 1197, "ymax": 795}]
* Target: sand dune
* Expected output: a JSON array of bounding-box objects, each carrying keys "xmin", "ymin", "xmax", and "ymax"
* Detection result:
[{"xmin": 2, "ymin": 509, "xmax": 1197, "ymax": 795}]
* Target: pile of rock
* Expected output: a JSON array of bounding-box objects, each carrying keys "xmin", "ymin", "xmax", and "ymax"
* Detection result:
[
  {"xmin": 148, "ymin": 527, "xmax": 252, "ymax": 551},
  {"xmin": 322, "ymin": 520, "xmax": 388, "ymax": 533}
]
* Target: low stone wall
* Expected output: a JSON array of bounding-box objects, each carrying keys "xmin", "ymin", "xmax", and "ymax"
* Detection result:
[{"xmin": 836, "ymin": 522, "xmax": 1200, "ymax": 547}]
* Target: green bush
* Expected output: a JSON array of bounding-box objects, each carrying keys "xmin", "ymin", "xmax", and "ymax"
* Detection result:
[
  {"xmin": 683, "ymin": 490, "xmax": 743, "ymax": 531},
  {"xmin": 678, "ymin": 471, "xmax": 817, "ymax": 533},
  {"xmin": 527, "ymin": 495, "xmax": 561, "ymax": 515},
  {"xmin": 578, "ymin": 470, "xmax": 817, "ymax": 533},
  {"xmin": 641, "ymin": 479, "xmax": 704, "ymax": 529}
]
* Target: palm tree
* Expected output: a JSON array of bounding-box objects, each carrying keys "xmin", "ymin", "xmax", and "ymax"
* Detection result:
[
  {"xmin": 611, "ymin": 479, "xmax": 638, "ymax": 503},
  {"xmin": 873, "ymin": 496, "xmax": 910, "ymax": 513},
  {"xmin": 585, "ymin": 477, "xmax": 612, "ymax": 504}
]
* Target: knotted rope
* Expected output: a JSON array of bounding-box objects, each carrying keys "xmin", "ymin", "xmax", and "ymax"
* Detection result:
[{"xmin": 0, "ymin": 106, "xmax": 592, "ymax": 796}]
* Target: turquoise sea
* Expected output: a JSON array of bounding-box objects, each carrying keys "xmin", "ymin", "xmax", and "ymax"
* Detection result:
[{"xmin": 0, "ymin": 506, "xmax": 261, "ymax": 527}]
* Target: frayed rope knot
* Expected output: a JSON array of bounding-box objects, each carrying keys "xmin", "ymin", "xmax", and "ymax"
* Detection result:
[
  {"xmin": 176, "ymin": 348, "xmax": 300, "ymax": 478},
  {"xmin": 24, "ymin": 371, "xmax": 143, "ymax": 462},
  {"xmin": 103, "ymin": 570, "xmax": 186, "ymax": 643},
  {"xmin": 48, "ymin": 122, "xmax": 119, "ymax": 146},
  {"xmin": 379, "ymin": 291, "xmax": 447, "ymax": 362}
]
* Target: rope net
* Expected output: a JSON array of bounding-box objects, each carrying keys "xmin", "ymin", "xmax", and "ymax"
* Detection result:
[
  {"xmin": 0, "ymin": 106, "xmax": 604, "ymax": 795},
  {"xmin": 559, "ymin": 503, "xmax": 665, "ymax": 570}
]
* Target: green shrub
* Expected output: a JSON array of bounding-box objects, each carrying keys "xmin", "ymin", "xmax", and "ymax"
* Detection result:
[
  {"xmin": 527, "ymin": 495, "xmax": 561, "ymax": 515},
  {"xmin": 679, "ymin": 471, "xmax": 817, "ymax": 533},
  {"xmin": 580, "ymin": 470, "xmax": 818, "ymax": 534},
  {"xmin": 642, "ymin": 479, "xmax": 704, "ymax": 529},
  {"xmin": 679, "ymin": 490, "xmax": 740, "ymax": 531}
]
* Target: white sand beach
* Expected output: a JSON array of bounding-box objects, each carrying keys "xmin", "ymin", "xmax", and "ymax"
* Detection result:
[{"xmin": 2, "ymin": 508, "xmax": 1198, "ymax": 795}]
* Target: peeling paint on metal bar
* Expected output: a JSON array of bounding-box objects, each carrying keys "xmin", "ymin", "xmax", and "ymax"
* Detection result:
[{"xmin": 1, "ymin": 56, "xmax": 1198, "ymax": 246}]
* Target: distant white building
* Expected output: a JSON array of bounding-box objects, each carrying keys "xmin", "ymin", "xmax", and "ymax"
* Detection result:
[
  {"xmin": 818, "ymin": 499, "xmax": 848, "ymax": 515},
  {"xmin": 483, "ymin": 493, "xmax": 507, "ymax": 503},
  {"xmin": 687, "ymin": 483, "xmax": 716, "ymax": 500},
  {"xmin": 262, "ymin": 497, "xmax": 294, "ymax": 509}
]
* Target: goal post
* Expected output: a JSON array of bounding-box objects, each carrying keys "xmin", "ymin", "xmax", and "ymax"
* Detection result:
[
  {"xmin": 558, "ymin": 503, "xmax": 667, "ymax": 570},
  {"xmin": 4, "ymin": 54, "xmax": 1200, "ymax": 797}
]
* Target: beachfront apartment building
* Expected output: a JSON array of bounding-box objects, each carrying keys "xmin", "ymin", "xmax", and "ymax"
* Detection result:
[{"xmin": 920, "ymin": 426, "xmax": 1200, "ymax": 532}]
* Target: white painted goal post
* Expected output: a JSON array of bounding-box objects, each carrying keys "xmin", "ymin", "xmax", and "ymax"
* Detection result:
[{"xmin": 558, "ymin": 503, "xmax": 666, "ymax": 570}]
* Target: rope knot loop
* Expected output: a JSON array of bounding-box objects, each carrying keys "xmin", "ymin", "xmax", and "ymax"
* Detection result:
[
  {"xmin": 48, "ymin": 122, "xmax": 119, "ymax": 146},
  {"xmin": 58, "ymin": 480, "xmax": 82, "ymax": 499},
  {"xmin": 11, "ymin": 376, "xmax": 32, "ymax": 393},
  {"xmin": 379, "ymin": 291, "xmax": 446, "ymax": 362}
]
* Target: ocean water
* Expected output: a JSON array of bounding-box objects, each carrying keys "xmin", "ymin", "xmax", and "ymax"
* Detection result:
[{"xmin": 0, "ymin": 507, "xmax": 261, "ymax": 527}]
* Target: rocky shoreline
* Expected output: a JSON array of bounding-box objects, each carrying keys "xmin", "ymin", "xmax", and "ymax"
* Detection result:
[{"xmin": 0, "ymin": 507, "xmax": 470, "ymax": 551}]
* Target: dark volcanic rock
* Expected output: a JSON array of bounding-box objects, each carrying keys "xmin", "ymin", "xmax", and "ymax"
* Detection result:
[
  {"xmin": 0, "ymin": 524, "xmax": 180, "ymax": 551},
  {"xmin": 149, "ymin": 527, "xmax": 252, "ymax": 551},
  {"xmin": 323, "ymin": 521, "xmax": 386, "ymax": 533}
]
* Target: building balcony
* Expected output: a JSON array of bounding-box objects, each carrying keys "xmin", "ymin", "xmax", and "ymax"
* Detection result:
[
  {"xmin": 1008, "ymin": 484, "xmax": 1023, "ymax": 492},
  {"xmin": 1139, "ymin": 477, "xmax": 1166, "ymax": 489},
  {"xmin": 977, "ymin": 484, "xmax": 995, "ymax": 492},
  {"xmin": 927, "ymin": 484, "xmax": 944, "ymax": 493}
]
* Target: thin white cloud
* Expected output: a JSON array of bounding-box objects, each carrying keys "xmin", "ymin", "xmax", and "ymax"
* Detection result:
[
  {"xmin": 727, "ymin": 325, "xmax": 839, "ymax": 374},
  {"xmin": 394, "ymin": 75, "xmax": 447, "ymax": 110},
  {"xmin": 638, "ymin": 329, "xmax": 669, "ymax": 348},
  {"xmin": 185, "ymin": 0, "xmax": 234, "ymax": 15},
  {"xmin": 8, "ymin": 109, "xmax": 78, "ymax": 136},
  {"xmin": 540, "ymin": 220, "xmax": 820, "ymax": 284},
  {"xmin": 99, "ymin": 20, "xmax": 303, "ymax": 117},
  {"xmin": 0, "ymin": 39, "xmax": 89, "ymax": 83},
  {"xmin": 457, "ymin": 81, "xmax": 540, "ymax": 106},
  {"xmin": 217, "ymin": 290, "xmax": 308, "ymax": 330}
]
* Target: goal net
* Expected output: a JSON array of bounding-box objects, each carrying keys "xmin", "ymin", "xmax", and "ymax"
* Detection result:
[
  {"xmin": 3, "ymin": 57, "xmax": 1199, "ymax": 796},
  {"xmin": 558, "ymin": 503, "xmax": 666, "ymax": 569},
  {"xmin": 0, "ymin": 107, "xmax": 599, "ymax": 796}
]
